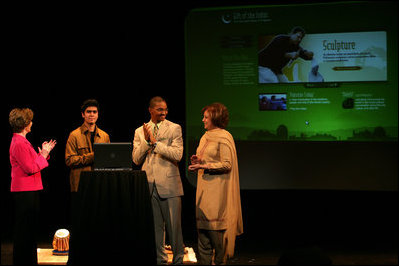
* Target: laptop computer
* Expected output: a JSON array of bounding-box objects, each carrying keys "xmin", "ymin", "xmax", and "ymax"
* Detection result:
[{"xmin": 93, "ymin": 142, "xmax": 133, "ymax": 170}]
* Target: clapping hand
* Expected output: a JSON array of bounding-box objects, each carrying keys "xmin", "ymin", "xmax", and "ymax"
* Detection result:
[
  {"xmin": 39, "ymin": 139, "xmax": 57, "ymax": 159},
  {"xmin": 143, "ymin": 123, "xmax": 151, "ymax": 142},
  {"xmin": 190, "ymin": 155, "xmax": 201, "ymax": 165},
  {"xmin": 143, "ymin": 123, "xmax": 156, "ymax": 145},
  {"xmin": 188, "ymin": 164, "xmax": 202, "ymax": 171},
  {"xmin": 188, "ymin": 155, "xmax": 202, "ymax": 172}
]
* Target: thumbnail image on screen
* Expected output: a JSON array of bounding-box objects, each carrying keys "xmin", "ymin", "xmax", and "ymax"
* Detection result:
[{"xmin": 259, "ymin": 93, "xmax": 287, "ymax": 111}]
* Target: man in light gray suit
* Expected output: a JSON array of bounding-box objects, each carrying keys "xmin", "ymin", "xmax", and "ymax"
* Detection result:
[{"xmin": 132, "ymin": 96, "xmax": 184, "ymax": 265}]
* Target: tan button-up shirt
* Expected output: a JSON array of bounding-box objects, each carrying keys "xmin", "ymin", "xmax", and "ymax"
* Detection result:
[{"xmin": 65, "ymin": 124, "xmax": 110, "ymax": 192}]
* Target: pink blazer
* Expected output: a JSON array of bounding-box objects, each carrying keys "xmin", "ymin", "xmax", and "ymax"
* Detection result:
[{"xmin": 9, "ymin": 134, "xmax": 49, "ymax": 192}]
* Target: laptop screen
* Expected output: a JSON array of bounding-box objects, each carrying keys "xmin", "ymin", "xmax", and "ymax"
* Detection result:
[{"xmin": 93, "ymin": 142, "xmax": 132, "ymax": 170}]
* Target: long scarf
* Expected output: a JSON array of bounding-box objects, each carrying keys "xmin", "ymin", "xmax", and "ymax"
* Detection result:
[{"xmin": 202, "ymin": 128, "xmax": 243, "ymax": 258}]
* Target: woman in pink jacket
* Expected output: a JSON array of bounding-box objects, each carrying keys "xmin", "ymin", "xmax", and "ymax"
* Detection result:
[{"xmin": 9, "ymin": 108, "xmax": 56, "ymax": 265}]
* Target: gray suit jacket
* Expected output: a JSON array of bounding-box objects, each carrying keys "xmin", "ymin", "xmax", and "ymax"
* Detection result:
[{"xmin": 132, "ymin": 119, "xmax": 184, "ymax": 198}]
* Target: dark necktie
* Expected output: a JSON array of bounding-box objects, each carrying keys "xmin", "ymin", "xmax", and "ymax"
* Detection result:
[{"xmin": 153, "ymin": 124, "xmax": 158, "ymax": 139}]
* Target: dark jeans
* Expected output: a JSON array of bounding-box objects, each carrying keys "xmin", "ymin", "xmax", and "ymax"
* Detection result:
[{"xmin": 13, "ymin": 191, "xmax": 40, "ymax": 265}]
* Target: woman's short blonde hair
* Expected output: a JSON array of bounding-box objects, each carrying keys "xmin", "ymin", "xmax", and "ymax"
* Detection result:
[
  {"xmin": 202, "ymin": 102, "xmax": 229, "ymax": 129},
  {"xmin": 9, "ymin": 108, "xmax": 34, "ymax": 133}
]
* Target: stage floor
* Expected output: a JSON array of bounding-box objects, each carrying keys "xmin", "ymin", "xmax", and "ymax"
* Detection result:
[
  {"xmin": 33, "ymin": 246, "xmax": 197, "ymax": 265},
  {"xmin": 1, "ymin": 241, "xmax": 397, "ymax": 265}
]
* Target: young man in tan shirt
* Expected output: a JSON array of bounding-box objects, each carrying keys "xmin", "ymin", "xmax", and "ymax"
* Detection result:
[{"xmin": 65, "ymin": 99, "xmax": 110, "ymax": 192}]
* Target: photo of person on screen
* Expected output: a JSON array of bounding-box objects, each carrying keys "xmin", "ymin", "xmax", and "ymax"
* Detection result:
[
  {"xmin": 258, "ymin": 26, "xmax": 314, "ymax": 83},
  {"xmin": 259, "ymin": 94, "xmax": 287, "ymax": 111}
]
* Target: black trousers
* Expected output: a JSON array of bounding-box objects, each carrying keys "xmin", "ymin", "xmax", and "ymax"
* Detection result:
[
  {"xmin": 13, "ymin": 191, "xmax": 40, "ymax": 265},
  {"xmin": 197, "ymin": 229, "xmax": 226, "ymax": 265}
]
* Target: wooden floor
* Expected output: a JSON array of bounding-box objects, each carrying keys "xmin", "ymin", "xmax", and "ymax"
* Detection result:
[{"xmin": 1, "ymin": 241, "xmax": 397, "ymax": 265}]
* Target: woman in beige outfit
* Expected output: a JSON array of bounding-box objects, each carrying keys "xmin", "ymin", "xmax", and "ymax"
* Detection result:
[{"xmin": 189, "ymin": 103, "xmax": 243, "ymax": 265}]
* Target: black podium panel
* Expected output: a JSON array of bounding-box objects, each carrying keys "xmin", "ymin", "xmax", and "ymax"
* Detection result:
[{"xmin": 68, "ymin": 170, "xmax": 156, "ymax": 265}]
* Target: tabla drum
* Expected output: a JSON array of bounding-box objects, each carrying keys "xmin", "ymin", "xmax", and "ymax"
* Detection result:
[{"xmin": 52, "ymin": 229, "xmax": 70, "ymax": 255}]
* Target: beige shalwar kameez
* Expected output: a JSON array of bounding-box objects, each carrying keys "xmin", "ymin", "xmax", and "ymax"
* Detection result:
[{"xmin": 195, "ymin": 128, "xmax": 243, "ymax": 261}]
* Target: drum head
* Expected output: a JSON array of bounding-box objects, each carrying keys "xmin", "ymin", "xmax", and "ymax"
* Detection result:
[{"xmin": 55, "ymin": 229, "xmax": 70, "ymax": 238}]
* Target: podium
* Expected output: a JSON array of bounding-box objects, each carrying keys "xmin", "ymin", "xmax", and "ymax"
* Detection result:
[{"xmin": 68, "ymin": 170, "xmax": 156, "ymax": 265}]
